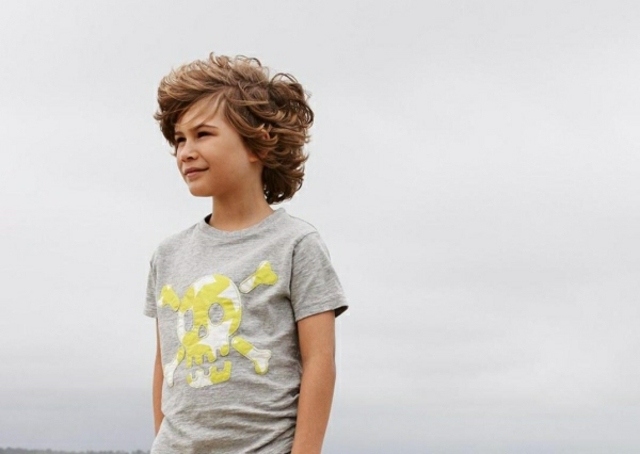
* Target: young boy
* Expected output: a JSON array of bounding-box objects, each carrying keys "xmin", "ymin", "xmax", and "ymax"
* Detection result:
[{"xmin": 144, "ymin": 53, "xmax": 349, "ymax": 453}]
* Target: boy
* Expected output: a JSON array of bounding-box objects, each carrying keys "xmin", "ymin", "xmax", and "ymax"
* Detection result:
[{"xmin": 144, "ymin": 53, "xmax": 349, "ymax": 453}]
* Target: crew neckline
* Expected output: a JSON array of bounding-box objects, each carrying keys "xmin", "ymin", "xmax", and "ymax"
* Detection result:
[{"xmin": 196, "ymin": 207, "xmax": 286, "ymax": 239}]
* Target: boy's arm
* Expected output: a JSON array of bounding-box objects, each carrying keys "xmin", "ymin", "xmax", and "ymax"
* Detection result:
[
  {"xmin": 291, "ymin": 310, "xmax": 337, "ymax": 454},
  {"xmin": 153, "ymin": 320, "xmax": 164, "ymax": 435}
]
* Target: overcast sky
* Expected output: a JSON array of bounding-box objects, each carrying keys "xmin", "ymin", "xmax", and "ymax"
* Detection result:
[{"xmin": 1, "ymin": 1, "xmax": 639, "ymax": 453}]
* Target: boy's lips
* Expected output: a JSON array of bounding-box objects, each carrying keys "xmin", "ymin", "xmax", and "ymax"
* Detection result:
[{"xmin": 184, "ymin": 167, "xmax": 208, "ymax": 175}]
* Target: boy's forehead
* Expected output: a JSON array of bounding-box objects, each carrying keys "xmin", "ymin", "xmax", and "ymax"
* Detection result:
[{"xmin": 176, "ymin": 95, "xmax": 223, "ymax": 131}]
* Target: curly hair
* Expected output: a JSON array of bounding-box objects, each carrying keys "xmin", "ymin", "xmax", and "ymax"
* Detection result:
[{"xmin": 153, "ymin": 53, "xmax": 314, "ymax": 204}]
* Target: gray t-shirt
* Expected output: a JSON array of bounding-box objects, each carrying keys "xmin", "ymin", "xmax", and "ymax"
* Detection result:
[{"xmin": 144, "ymin": 207, "xmax": 348, "ymax": 453}]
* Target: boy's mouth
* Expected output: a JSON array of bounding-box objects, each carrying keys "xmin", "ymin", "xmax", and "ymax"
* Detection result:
[{"xmin": 184, "ymin": 167, "xmax": 208, "ymax": 176}]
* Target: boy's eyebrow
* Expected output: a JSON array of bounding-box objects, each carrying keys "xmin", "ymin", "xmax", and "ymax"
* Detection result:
[{"xmin": 174, "ymin": 123, "xmax": 219, "ymax": 134}]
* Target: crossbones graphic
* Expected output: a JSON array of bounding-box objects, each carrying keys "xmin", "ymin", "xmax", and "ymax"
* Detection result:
[{"xmin": 157, "ymin": 261, "xmax": 277, "ymax": 388}]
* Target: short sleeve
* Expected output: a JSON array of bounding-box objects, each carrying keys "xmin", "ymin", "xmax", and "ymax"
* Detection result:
[
  {"xmin": 143, "ymin": 254, "xmax": 158, "ymax": 318},
  {"xmin": 290, "ymin": 232, "xmax": 349, "ymax": 322}
]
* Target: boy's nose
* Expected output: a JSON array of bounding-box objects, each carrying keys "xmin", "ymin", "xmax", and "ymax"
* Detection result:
[{"xmin": 178, "ymin": 140, "xmax": 198, "ymax": 160}]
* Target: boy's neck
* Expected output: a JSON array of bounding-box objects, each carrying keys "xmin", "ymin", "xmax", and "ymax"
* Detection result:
[{"xmin": 209, "ymin": 198, "xmax": 275, "ymax": 232}]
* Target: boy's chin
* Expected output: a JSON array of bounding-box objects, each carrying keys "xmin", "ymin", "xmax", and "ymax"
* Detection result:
[{"xmin": 187, "ymin": 188, "xmax": 214, "ymax": 197}]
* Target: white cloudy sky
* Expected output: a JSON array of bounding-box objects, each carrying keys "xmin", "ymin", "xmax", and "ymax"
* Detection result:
[{"xmin": 1, "ymin": 1, "xmax": 639, "ymax": 453}]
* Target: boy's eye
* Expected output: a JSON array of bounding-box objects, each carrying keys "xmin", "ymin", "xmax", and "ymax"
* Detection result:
[{"xmin": 174, "ymin": 132, "xmax": 210, "ymax": 143}]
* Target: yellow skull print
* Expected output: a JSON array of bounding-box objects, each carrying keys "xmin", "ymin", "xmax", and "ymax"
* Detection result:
[{"xmin": 157, "ymin": 261, "xmax": 278, "ymax": 388}]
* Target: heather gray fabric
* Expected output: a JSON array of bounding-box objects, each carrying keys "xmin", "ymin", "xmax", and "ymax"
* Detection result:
[{"xmin": 144, "ymin": 207, "xmax": 348, "ymax": 454}]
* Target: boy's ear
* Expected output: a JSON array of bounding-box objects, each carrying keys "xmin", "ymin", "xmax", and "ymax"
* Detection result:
[
  {"xmin": 249, "ymin": 152, "xmax": 260, "ymax": 163},
  {"xmin": 247, "ymin": 127, "xmax": 270, "ymax": 162}
]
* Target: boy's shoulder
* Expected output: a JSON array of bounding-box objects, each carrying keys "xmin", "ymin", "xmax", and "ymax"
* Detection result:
[
  {"xmin": 148, "ymin": 220, "xmax": 200, "ymax": 262},
  {"xmin": 280, "ymin": 209, "xmax": 322, "ymax": 240}
]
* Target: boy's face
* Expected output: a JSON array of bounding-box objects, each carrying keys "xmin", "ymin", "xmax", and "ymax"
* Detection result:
[{"xmin": 174, "ymin": 96, "xmax": 263, "ymax": 199}]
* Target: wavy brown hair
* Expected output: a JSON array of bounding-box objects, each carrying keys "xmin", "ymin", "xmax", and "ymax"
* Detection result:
[{"xmin": 153, "ymin": 53, "xmax": 314, "ymax": 204}]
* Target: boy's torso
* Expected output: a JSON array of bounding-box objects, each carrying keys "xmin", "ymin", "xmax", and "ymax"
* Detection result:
[{"xmin": 148, "ymin": 208, "xmax": 313, "ymax": 453}]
